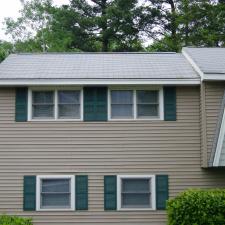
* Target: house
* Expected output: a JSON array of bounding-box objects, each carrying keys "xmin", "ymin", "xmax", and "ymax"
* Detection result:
[{"xmin": 0, "ymin": 47, "xmax": 224, "ymax": 225}]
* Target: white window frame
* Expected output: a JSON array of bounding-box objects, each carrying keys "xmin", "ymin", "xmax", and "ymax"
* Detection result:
[
  {"xmin": 36, "ymin": 175, "xmax": 75, "ymax": 211},
  {"xmin": 108, "ymin": 87, "xmax": 164, "ymax": 121},
  {"xmin": 117, "ymin": 175, "xmax": 156, "ymax": 211},
  {"xmin": 28, "ymin": 87, "xmax": 83, "ymax": 121}
]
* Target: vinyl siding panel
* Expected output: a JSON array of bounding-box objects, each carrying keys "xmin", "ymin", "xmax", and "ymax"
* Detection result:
[
  {"xmin": 205, "ymin": 82, "xmax": 225, "ymax": 163},
  {"xmin": 0, "ymin": 87, "xmax": 225, "ymax": 225}
]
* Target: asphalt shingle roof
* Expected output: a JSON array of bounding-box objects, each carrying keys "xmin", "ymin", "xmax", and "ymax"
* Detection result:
[
  {"xmin": 0, "ymin": 53, "xmax": 199, "ymax": 80},
  {"xmin": 183, "ymin": 47, "xmax": 225, "ymax": 75}
]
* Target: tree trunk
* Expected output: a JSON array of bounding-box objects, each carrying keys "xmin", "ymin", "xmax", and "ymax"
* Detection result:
[
  {"xmin": 183, "ymin": 0, "xmax": 189, "ymax": 46},
  {"xmin": 168, "ymin": 0, "xmax": 178, "ymax": 51},
  {"xmin": 101, "ymin": 0, "xmax": 109, "ymax": 52}
]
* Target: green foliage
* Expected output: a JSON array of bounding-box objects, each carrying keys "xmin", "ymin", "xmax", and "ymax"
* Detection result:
[
  {"xmin": 167, "ymin": 189, "xmax": 225, "ymax": 225},
  {"xmin": 2, "ymin": 0, "xmax": 225, "ymax": 53},
  {"xmin": 0, "ymin": 215, "xmax": 32, "ymax": 225},
  {"xmin": 146, "ymin": 0, "xmax": 225, "ymax": 51},
  {"xmin": 0, "ymin": 41, "xmax": 13, "ymax": 62}
]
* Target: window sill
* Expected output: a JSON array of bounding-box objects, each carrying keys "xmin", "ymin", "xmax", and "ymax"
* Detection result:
[
  {"xmin": 28, "ymin": 119, "xmax": 83, "ymax": 122},
  {"xmin": 108, "ymin": 118, "xmax": 163, "ymax": 121},
  {"xmin": 36, "ymin": 208, "xmax": 75, "ymax": 212},
  {"xmin": 117, "ymin": 208, "xmax": 156, "ymax": 211}
]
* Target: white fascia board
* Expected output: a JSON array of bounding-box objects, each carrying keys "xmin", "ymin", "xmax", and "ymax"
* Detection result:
[
  {"xmin": 182, "ymin": 49, "xmax": 204, "ymax": 81},
  {"xmin": 203, "ymin": 74, "xmax": 225, "ymax": 81},
  {"xmin": 0, "ymin": 79, "xmax": 200, "ymax": 86}
]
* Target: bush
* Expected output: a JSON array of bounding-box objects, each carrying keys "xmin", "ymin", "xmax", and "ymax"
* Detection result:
[
  {"xmin": 167, "ymin": 189, "xmax": 225, "ymax": 225},
  {"xmin": 0, "ymin": 215, "xmax": 32, "ymax": 225}
]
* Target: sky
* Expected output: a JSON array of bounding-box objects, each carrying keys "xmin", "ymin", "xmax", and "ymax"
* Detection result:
[{"xmin": 0, "ymin": 0, "xmax": 69, "ymax": 41}]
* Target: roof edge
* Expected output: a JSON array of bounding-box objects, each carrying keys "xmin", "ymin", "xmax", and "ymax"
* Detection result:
[
  {"xmin": 0, "ymin": 78, "xmax": 200, "ymax": 86},
  {"xmin": 11, "ymin": 52, "xmax": 177, "ymax": 56},
  {"xmin": 182, "ymin": 48, "xmax": 204, "ymax": 81}
]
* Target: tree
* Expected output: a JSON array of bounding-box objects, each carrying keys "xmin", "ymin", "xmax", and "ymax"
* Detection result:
[
  {"xmin": 68, "ymin": 0, "xmax": 145, "ymax": 51},
  {"xmin": 4, "ymin": 0, "xmax": 146, "ymax": 52},
  {"xmin": 146, "ymin": 0, "xmax": 225, "ymax": 51},
  {"xmin": 3, "ymin": 0, "xmax": 225, "ymax": 53},
  {"xmin": 5, "ymin": 0, "xmax": 53, "ymax": 52},
  {"xmin": 0, "ymin": 41, "xmax": 13, "ymax": 62}
]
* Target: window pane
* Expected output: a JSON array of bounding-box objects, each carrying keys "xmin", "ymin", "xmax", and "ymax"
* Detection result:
[
  {"xmin": 111, "ymin": 105, "xmax": 133, "ymax": 118},
  {"xmin": 41, "ymin": 193, "xmax": 70, "ymax": 208},
  {"xmin": 122, "ymin": 179, "xmax": 150, "ymax": 193},
  {"xmin": 33, "ymin": 105, "xmax": 54, "ymax": 118},
  {"xmin": 33, "ymin": 91, "xmax": 54, "ymax": 104},
  {"xmin": 137, "ymin": 105, "xmax": 158, "ymax": 118},
  {"xmin": 111, "ymin": 91, "xmax": 133, "ymax": 104},
  {"xmin": 121, "ymin": 178, "xmax": 151, "ymax": 209},
  {"xmin": 58, "ymin": 91, "xmax": 80, "ymax": 104},
  {"xmin": 137, "ymin": 90, "xmax": 158, "ymax": 104},
  {"xmin": 42, "ymin": 179, "xmax": 70, "ymax": 193},
  {"xmin": 122, "ymin": 193, "xmax": 150, "ymax": 208},
  {"xmin": 58, "ymin": 104, "xmax": 80, "ymax": 119}
]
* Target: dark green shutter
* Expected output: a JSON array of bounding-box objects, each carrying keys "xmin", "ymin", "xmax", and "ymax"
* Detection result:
[
  {"xmin": 23, "ymin": 176, "xmax": 36, "ymax": 211},
  {"xmin": 84, "ymin": 87, "xmax": 107, "ymax": 121},
  {"xmin": 156, "ymin": 175, "xmax": 169, "ymax": 210},
  {"xmin": 164, "ymin": 87, "xmax": 176, "ymax": 121},
  {"xmin": 16, "ymin": 88, "xmax": 28, "ymax": 122},
  {"xmin": 76, "ymin": 175, "xmax": 88, "ymax": 210},
  {"xmin": 104, "ymin": 176, "xmax": 117, "ymax": 210}
]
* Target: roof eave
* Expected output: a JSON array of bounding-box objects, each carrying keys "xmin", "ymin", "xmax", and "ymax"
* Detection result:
[
  {"xmin": 0, "ymin": 78, "xmax": 201, "ymax": 86},
  {"xmin": 203, "ymin": 74, "xmax": 225, "ymax": 81}
]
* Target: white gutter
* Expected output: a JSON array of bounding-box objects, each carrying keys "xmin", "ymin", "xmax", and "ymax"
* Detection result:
[
  {"xmin": 203, "ymin": 74, "xmax": 225, "ymax": 81},
  {"xmin": 0, "ymin": 79, "xmax": 200, "ymax": 86}
]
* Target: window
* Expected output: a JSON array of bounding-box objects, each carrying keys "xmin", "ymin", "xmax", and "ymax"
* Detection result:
[
  {"xmin": 58, "ymin": 91, "xmax": 80, "ymax": 119},
  {"xmin": 36, "ymin": 175, "xmax": 75, "ymax": 211},
  {"xmin": 111, "ymin": 90, "xmax": 133, "ymax": 119},
  {"xmin": 29, "ymin": 89, "xmax": 82, "ymax": 120},
  {"xmin": 32, "ymin": 91, "xmax": 54, "ymax": 119},
  {"xmin": 117, "ymin": 175, "xmax": 156, "ymax": 210},
  {"xmin": 137, "ymin": 90, "xmax": 159, "ymax": 118},
  {"xmin": 109, "ymin": 88, "xmax": 163, "ymax": 120}
]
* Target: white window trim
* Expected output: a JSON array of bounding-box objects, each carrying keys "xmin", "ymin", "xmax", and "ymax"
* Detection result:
[
  {"xmin": 28, "ymin": 87, "xmax": 83, "ymax": 121},
  {"xmin": 117, "ymin": 175, "xmax": 156, "ymax": 211},
  {"xmin": 36, "ymin": 175, "xmax": 75, "ymax": 211},
  {"xmin": 108, "ymin": 87, "xmax": 164, "ymax": 121}
]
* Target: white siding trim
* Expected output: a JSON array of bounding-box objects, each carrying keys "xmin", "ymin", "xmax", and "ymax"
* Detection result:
[
  {"xmin": 213, "ymin": 108, "xmax": 225, "ymax": 166},
  {"xmin": 117, "ymin": 175, "xmax": 156, "ymax": 211},
  {"xmin": 36, "ymin": 175, "xmax": 75, "ymax": 211}
]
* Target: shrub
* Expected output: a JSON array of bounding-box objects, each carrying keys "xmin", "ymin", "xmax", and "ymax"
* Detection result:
[
  {"xmin": 0, "ymin": 215, "xmax": 32, "ymax": 225},
  {"xmin": 167, "ymin": 189, "xmax": 225, "ymax": 225}
]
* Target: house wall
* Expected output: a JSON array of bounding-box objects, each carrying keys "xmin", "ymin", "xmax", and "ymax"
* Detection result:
[
  {"xmin": 204, "ymin": 82, "xmax": 225, "ymax": 164},
  {"xmin": 0, "ymin": 86, "xmax": 225, "ymax": 225}
]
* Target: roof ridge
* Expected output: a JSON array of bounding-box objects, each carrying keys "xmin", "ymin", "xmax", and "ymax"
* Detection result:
[{"xmin": 12, "ymin": 52, "xmax": 177, "ymax": 55}]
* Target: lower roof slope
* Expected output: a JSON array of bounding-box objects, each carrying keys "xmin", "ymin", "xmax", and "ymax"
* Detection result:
[{"xmin": 0, "ymin": 53, "xmax": 199, "ymax": 82}]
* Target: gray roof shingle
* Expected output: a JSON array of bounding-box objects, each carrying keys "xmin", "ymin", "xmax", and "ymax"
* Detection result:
[
  {"xmin": 183, "ymin": 47, "xmax": 225, "ymax": 75},
  {"xmin": 0, "ymin": 53, "xmax": 199, "ymax": 80}
]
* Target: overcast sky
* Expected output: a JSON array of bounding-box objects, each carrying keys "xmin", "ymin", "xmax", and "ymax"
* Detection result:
[{"xmin": 0, "ymin": 0, "xmax": 69, "ymax": 41}]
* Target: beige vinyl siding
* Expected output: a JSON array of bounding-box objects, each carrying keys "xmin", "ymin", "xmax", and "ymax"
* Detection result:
[
  {"xmin": 0, "ymin": 86, "xmax": 225, "ymax": 225},
  {"xmin": 205, "ymin": 82, "xmax": 225, "ymax": 163}
]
